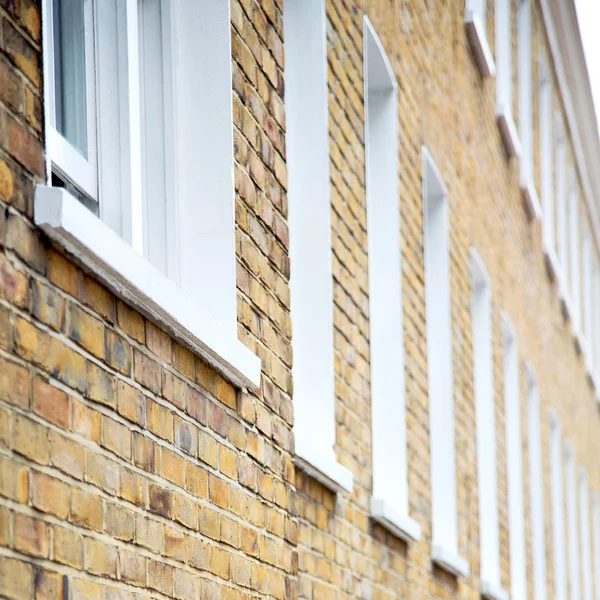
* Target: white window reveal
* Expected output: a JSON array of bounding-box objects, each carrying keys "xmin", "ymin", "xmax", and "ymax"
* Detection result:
[
  {"xmin": 555, "ymin": 115, "xmax": 570, "ymax": 311},
  {"xmin": 539, "ymin": 53, "xmax": 560, "ymax": 280},
  {"xmin": 549, "ymin": 409, "xmax": 567, "ymax": 600},
  {"xmin": 583, "ymin": 224, "xmax": 594, "ymax": 374},
  {"xmin": 284, "ymin": 0, "xmax": 353, "ymax": 493},
  {"xmin": 527, "ymin": 366, "xmax": 547, "ymax": 600},
  {"xmin": 570, "ymin": 176, "xmax": 582, "ymax": 344},
  {"xmin": 502, "ymin": 316, "xmax": 527, "ymax": 600},
  {"xmin": 364, "ymin": 17, "xmax": 420, "ymax": 543},
  {"xmin": 518, "ymin": 0, "xmax": 541, "ymax": 218},
  {"xmin": 594, "ymin": 261, "xmax": 600, "ymax": 385},
  {"xmin": 580, "ymin": 468, "xmax": 594, "ymax": 600},
  {"xmin": 566, "ymin": 442, "xmax": 581, "ymax": 600},
  {"xmin": 470, "ymin": 249, "xmax": 506, "ymax": 600},
  {"xmin": 593, "ymin": 493, "xmax": 600, "ymax": 600},
  {"xmin": 464, "ymin": 0, "xmax": 495, "ymax": 78},
  {"xmin": 38, "ymin": 0, "xmax": 260, "ymax": 389},
  {"xmin": 423, "ymin": 148, "xmax": 469, "ymax": 578},
  {"xmin": 495, "ymin": 0, "xmax": 521, "ymax": 158}
]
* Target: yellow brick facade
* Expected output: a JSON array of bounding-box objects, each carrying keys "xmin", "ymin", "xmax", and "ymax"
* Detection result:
[{"xmin": 0, "ymin": 1, "xmax": 599, "ymax": 599}]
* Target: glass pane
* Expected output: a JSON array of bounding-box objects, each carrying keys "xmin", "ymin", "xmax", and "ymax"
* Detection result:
[{"xmin": 53, "ymin": 0, "xmax": 88, "ymax": 157}]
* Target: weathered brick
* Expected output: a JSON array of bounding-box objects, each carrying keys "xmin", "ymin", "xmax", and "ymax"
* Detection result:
[
  {"xmin": 186, "ymin": 462, "xmax": 208, "ymax": 499},
  {"xmin": 33, "ymin": 377, "xmax": 69, "ymax": 428},
  {"xmin": 172, "ymin": 491, "xmax": 197, "ymax": 530},
  {"xmin": 71, "ymin": 398, "xmax": 101, "ymax": 442},
  {"xmin": 47, "ymin": 250, "xmax": 83, "ymax": 297},
  {"xmin": 82, "ymin": 275, "xmax": 116, "ymax": 323},
  {"xmin": 70, "ymin": 486, "xmax": 102, "ymax": 531},
  {"xmin": 198, "ymin": 430, "xmax": 218, "ymax": 468},
  {"xmin": 84, "ymin": 537, "xmax": 118, "ymax": 578},
  {"xmin": 119, "ymin": 549, "xmax": 146, "ymax": 587},
  {"xmin": 12, "ymin": 414, "xmax": 49, "ymax": 464},
  {"xmin": 6, "ymin": 111, "xmax": 44, "ymax": 176},
  {"xmin": 135, "ymin": 514, "xmax": 164, "ymax": 554},
  {"xmin": 14, "ymin": 317, "xmax": 51, "ymax": 368},
  {"xmin": 86, "ymin": 452, "xmax": 120, "ymax": 495},
  {"xmin": 86, "ymin": 362, "xmax": 116, "ymax": 408},
  {"xmin": 146, "ymin": 398, "xmax": 173, "ymax": 441},
  {"xmin": 13, "ymin": 513, "xmax": 49, "ymax": 557},
  {"xmin": 149, "ymin": 482, "xmax": 172, "ymax": 518},
  {"xmin": 175, "ymin": 417, "xmax": 197, "ymax": 455},
  {"xmin": 198, "ymin": 504, "xmax": 219, "ymax": 540},
  {"xmin": 120, "ymin": 466, "xmax": 146, "ymax": 507},
  {"xmin": 117, "ymin": 300, "xmax": 145, "ymax": 342},
  {"xmin": 116, "ymin": 380, "xmax": 144, "ymax": 425},
  {"xmin": 3, "ymin": 18, "xmax": 40, "ymax": 86},
  {"xmin": 71, "ymin": 578, "xmax": 103, "ymax": 600},
  {"xmin": 53, "ymin": 524, "xmax": 83, "ymax": 568},
  {"xmin": 0, "ymin": 455, "xmax": 29, "ymax": 502},
  {"xmin": 31, "ymin": 472, "xmax": 69, "ymax": 519},
  {"xmin": 49, "ymin": 430, "xmax": 85, "ymax": 478},
  {"xmin": 50, "ymin": 337, "xmax": 86, "ymax": 392},
  {"xmin": 210, "ymin": 546, "xmax": 231, "ymax": 580},
  {"xmin": 172, "ymin": 343, "xmax": 195, "ymax": 379},
  {"xmin": 104, "ymin": 501, "xmax": 135, "ymax": 541},
  {"xmin": 0, "ymin": 556, "xmax": 34, "ymax": 599},
  {"xmin": 34, "ymin": 569, "xmax": 65, "ymax": 600},
  {"xmin": 147, "ymin": 560, "xmax": 173, "ymax": 595},
  {"xmin": 209, "ymin": 473, "xmax": 229, "ymax": 509},
  {"xmin": 6, "ymin": 211, "xmax": 46, "ymax": 272},
  {"xmin": 174, "ymin": 569, "xmax": 199, "ymax": 600},
  {"xmin": 163, "ymin": 524, "xmax": 186, "ymax": 561},
  {"xmin": 0, "ymin": 355, "xmax": 29, "ymax": 408},
  {"xmin": 146, "ymin": 321, "xmax": 172, "ymax": 363},
  {"xmin": 102, "ymin": 415, "xmax": 131, "ymax": 460},
  {"xmin": 134, "ymin": 350, "xmax": 161, "ymax": 394},
  {"xmin": 133, "ymin": 432, "xmax": 159, "ymax": 473},
  {"xmin": 68, "ymin": 303, "xmax": 105, "ymax": 359},
  {"xmin": 31, "ymin": 280, "xmax": 65, "ymax": 330},
  {"xmin": 219, "ymin": 445, "xmax": 238, "ymax": 480},
  {"xmin": 0, "ymin": 252, "xmax": 28, "ymax": 307}
]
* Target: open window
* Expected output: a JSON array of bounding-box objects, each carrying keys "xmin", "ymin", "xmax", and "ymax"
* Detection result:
[{"xmin": 38, "ymin": 0, "xmax": 261, "ymax": 389}]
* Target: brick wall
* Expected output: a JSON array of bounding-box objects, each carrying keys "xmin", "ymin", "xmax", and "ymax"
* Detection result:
[{"xmin": 1, "ymin": 1, "xmax": 599, "ymax": 600}]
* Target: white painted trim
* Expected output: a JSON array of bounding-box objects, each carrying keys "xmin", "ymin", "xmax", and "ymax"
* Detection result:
[
  {"xmin": 370, "ymin": 498, "xmax": 421, "ymax": 542},
  {"xmin": 592, "ymin": 493, "xmax": 600, "ymax": 600},
  {"xmin": 565, "ymin": 441, "xmax": 581, "ymax": 600},
  {"xmin": 481, "ymin": 581, "xmax": 509, "ymax": 600},
  {"xmin": 34, "ymin": 186, "xmax": 261, "ymax": 390},
  {"xmin": 464, "ymin": 10, "xmax": 496, "ymax": 78},
  {"xmin": 496, "ymin": 105, "xmax": 522, "ymax": 159},
  {"xmin": 520, "ymin": 178, "xmax": 542, "ymax": 221},
  {"xmin": 431, "ymin": 545, "xmax": 470, "ymax": 578},
  {"xmin": 580, "ymin": 468, "xmax": 593, "ymax": 600},
  {"xmin": 543, "ymin": 242, "xmax": 561, "ymax": 283},
  {"xmin": 294, "ymin": 437, "xmax": 353, "ymax": 493}
]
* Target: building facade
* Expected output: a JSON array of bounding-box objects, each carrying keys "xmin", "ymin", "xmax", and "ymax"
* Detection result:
[{"xmin": 0, "ymin": 0, "xmax": 599, "ymax": 599}]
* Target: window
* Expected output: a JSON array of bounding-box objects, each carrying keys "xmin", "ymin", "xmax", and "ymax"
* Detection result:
[
  {"xmin": 38, "ymin": 0, "xmax": 261, "ymax": 389},
  {"xmin": 580, "ymin": 469, "xmax": 593, "ymax": 600},
  {"xmin": 555, "ymin": 115, "xmax": 570, "ymax": 309},
  {"xmin": 495, "ymin": 0, "xmax": 521, "ymax": 158},
  {"xmin": 423, "ymin": 148, "xmax": 469, "ymax": 578},
  {"xmin": 284, "ymin": 0, "xmax": 353, "ymax": 493},
  {"xmin": 593, "ymin": 493, "xmax": 600, "ymax": 600},
  {"xmin": 518, "ymin": 0, "xmax": 540, "ymax": 218},
  {"xmin": 566, "ymin": 442, "xmax": 581, "ymax": 600},
  {"xmin": 570, "ymin": 176, "xmax": 582, "ymax": 342},
  {"xmin": 549, "ymin": 410, "xmax": 567, "ymax": 600},
  {"xmin": 502, "ymin": 316, "xmax": 527, "ymax": 600},
  {"xmin": 527, "ymin": 366, "xmax": 547, "ymax": 600},
  {"xmin": 464, "ymin": 0, "xmax": 495, "ymax": 78},
  {"xmin": 364, "ymin": 17, "xmax": 419, "ymax": 542},
  {"xmin": 539, "ymin": 54, "xmax": 559, "ymax": 280},
  {"xmin": 583, "ymin": 225, "xmax": 594, "ymax": 373},
  {"xmin": 595, "ymin": 262, "xmax": 600, "ymax": 383},
  {"xmin": 471, "ymin": 249, "xmax": 505, "ymax": 600}
]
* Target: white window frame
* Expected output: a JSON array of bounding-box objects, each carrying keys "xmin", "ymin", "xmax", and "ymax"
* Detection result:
[
  {"xmin": 594, "ymin": 261, "xmax": 600, "ymax": 388},
  {"xmin": 580, "ymin": 468, "xmax": 594, "ymax": 600},
  {"xmin": 539, "ymin": 53, "xmax": 560, "ymax": 281},
  {"xmin": 502, "ymin": 315, "xmax": 527, "ymax": 600},
  {"xmin": 464, "ymin": 0, "xmax": 495, "ymax": 78},
  {"xmin": 495, "ymin": 0, "xmax": 521, "ymax": 158},
  {"xmin": 471, "ymin": 249, "xmax": 506, "ymax": 600},
  {"xmin": 593, "ymin": 493, "xmax": 600, "ymax": 600},
  {"xmin": 518, "ymin": 0, "xmax": 541, "ymax": 218},
  {"xmin": 284, "ymin": 0, "xmax": 353, "ymax": 493},
  {"xmin": 555, "ymin": 114, "xmax": 571, "ymax": 312},
  {"xmin": 38, "ymin": 0, "xmax": 261, "ymax": 390},
  {"xmin": 526, "ymin": 365, "xmax": 547, "ymax": 600},
  {"xmin": 549, "ymin": 409, "xmax": 567, "ymax": 600},
  {"xmin": 570, "ymin": 175, "xmax": 583, "ymax": 345},
  {"xmin": 566, "ymin": 441, "xmax": 581, "ymax": 600},
  {"xmin": 423, "ymin": 147, "xmax": 469, "ymax": 578},
  {"xmin": 364, "ymin": 17, "xmax": 420, "ymax": 543},
  {"xmin": 583, "ymin": 224, "xmax": 594, "ymax": 375}
]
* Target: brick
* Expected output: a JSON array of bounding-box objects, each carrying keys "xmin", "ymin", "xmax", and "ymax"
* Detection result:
[
  {"xmin": 32, "ymin": 280, "xmax": 65, "ymax": 330},
  {"xmin": 3, "ymin": 19, "xmax": 40, "ymax": 86},
  {"xmin": 102, "ymin": 415, "xmax": 131, "ymax": 460},
  {"xmin": 47, "ymin": 250, "xmax": 83, "ymax": 297},
  {"xmin": 119, "ymin": 549, "xmax": 146, "ymax": 587},
  {"xmin": 216, "ymin": 375, "xmax": 237, "ymax": 409},
  {"xmin": 146, "ymin": 399, "xmax": 173, "ymax": 441},
  {"xmin": 31, "ymin": 472, "xmax": 69, "ymax": 519},
  {"xmin": 210, "ymin": 546, "xmax": 230, "ymax": 580},
  {"xmin": 172, "ymin": 343, "xmax": 195, "ymax": 379},
  {"xmin": 134, "ymin": 351, "xmax": 161, "ymax": 394},
  {"xmin": 230, "ymin": 554, "xmax": 251, "ymax": 587},
  {"xmin": 209, "ymin": 474, "xmax": 229, "ymax": 509},
  {"xmin": 149, "ymin": 482, "xmax": 172, "ymax": 518},
  {"xmin": 220, "ymin": 515, "xmax": 239, "ymax": 548},
  {"xmin": 0, "ymin": 408, "xmax": 7, "ymax": 448},
  {"xmin": 198, "ymin": 505, "xmax": 219, "ymax": 540},
  {"xmin": 133, "ymin": 432, "xmax": 159, "ymax": 473},
  {"xmin": 186, "ymin": 462, "xmax": 208, "ymax": 499},
  {"xmin": 53, "ymin": 525, "xmax": 83, "ymax": 568},
  {"xmin": 6, "ymin": 112, "xmax": 44, "ymax": 176},
  {"xmin": 0, "ymin": 505, "xmax": 8, "ymax": 546},
  {"xmin": 34, "ymin": 569, "xmax": 65, "ymax": 600},
  {"xmin": 175, "ymin": 417, "xmax": 197, "ymax": 455},
  {"xmin": 198, "ymin": 431, "xmax": 218, "ymax": 468},
  {"xmin": 86, "ymin": 452, "xmax": 120, "ymax": 495},
  {"xmin": 162, "ymin": 372, "xmax": 190, "ymax": 411},
  {"xmin": 172, "ymin": 491, "xmax": 197, "ymax": 530},
  {"xmin": 162, "ymin": 448, "xmax": 186, "ymax": 487},
  {"xmin": 240, "ymin": 525, "xmax": 258, "ymax": 557},
  {"xmin": 117, "ymin": 300, "xmax": 145, "ymax": 342},
  {"xmin": 117, "ymin": 380, "xmax": 144, "ymax": 425},
  {"xmin": 33, "ymin": 377, "xmax": 69, "ymax": 428},
  {"xmin": 68, "ymin": 303, "xmax": 105, "ymax": 359},
  {"xmin": 0, "ymin": 556, "xmax": 33, "ymax": 599},
  {"xmin": 6, "ymin": 212, "xmax": 46, "ymax": 273},
  {"xmin": 219, "ymin": 445, "xmax": 238, "ymax": 480},
  {"xmin": 146, "ymin": 321, "xmax": 172, "ymax": 363},
  {"xmin": 0, "ymin": 304, "xmax": 11, "ymax": 350},
  {"xmin": 82, "ymin": 275, "xmax": 116, "ymax": 322},
  {"xmin": 12, "ymin": 414, "xmax": 49, "ymax": 464},
  {"xmin": 187, "ymin": 536, "xmax": 210, "ymax": 570},
  {"xmin": 71, "ymin": 398, "xmax": 101, "ymax": 442},
  {"xmin": 135, "ymin": 514, "xmax": 164, "ymax": 554},
  {"xmin": 104, "ymin": 501, "xmax": 134, "ymax": 541},
  {"xmin": 120, "ymin": 467, "xmax": 146, "ymax": 507},
  {"xmin": 196, "ymin": 360, "xmax": 217, "ymax": 396},
  {"xmin": 0, "ymin": 456, "xmax": 29, "ymax": 502},
  {"xmin": 49, "ymin": 430, "xmax": 85, "ymax": 478},
  {"xmin": 86, "ymin": 362, "xmax": 116, "ymax": 408},
  {"xmin": 164, "ymin": 525, "xmax": 186, "ymax": 561},
  {"xmin": 50, "ymin": 337, "xmax": 86, "ymax": 392},
  {"xmin": 70, "ymin": 486, "xmax": 102, "ymax": 531},
  {"xmin": 174, "ymin": 569, "xmax": 198, "ymax": 600},
  {"xmin": 13, "ymin": 513, "xmax": 49, "ymax": 557},
  {"xmin": 187, "ymin": 387, "xmax": 208, "ymax": 425},
  {"xmin": 14, "ymin": 317, "xmax": 51, "ymax": 368},
  {"xmin": 0, "ymin": 57, "xmax": 23, "ymax": 113},
  {"xmin": 84, "ymin": 537, "xmax": 118, "ymax": 578},
  {"xmin": 0, "ymin": 355, "xmax": 29, "ymax": 408},
  {"xmin": 0, "ymin": 253, "xmax": 28, "ymax": 307},
  {"xmin": 71, "ymin": 579, "xmax": 103, "ymax": 600},
  {"xmin": 147, "ymin": 560, "xmax": 173, "ymax": 595}
]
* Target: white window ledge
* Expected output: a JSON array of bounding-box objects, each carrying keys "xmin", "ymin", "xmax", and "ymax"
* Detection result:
[
  {"xmin": 294, "ymin": 437, "xmax": 353, "ymax": 493},
  {"xmin": 573, "ymin": 326, "xmax": 584, "ymax": 355},
  {"xmin": 370, "ymin": 498, "xmax": 421, "ymax": 543},
  {"xmin": 481, "ymin": 581, "xmax": 509, "ymax": 600},
  {"xmin": 431, "ymin": 545, "xmax": 470, "ymax": 578},
  {"xmin": 560, "ymin": 286, "xmax": 573, "ymax": 322},
  {"xmin": 496, "ymin": 104, "xmax": 522, "ymax": 159},
  {"xmin": 34, "ymin": 186, "xmax": 261, "ymax": 391},
  {"xmin": 464, "ymin": 12, "xmax": 496, "ymax": 78},
  {"xmin": 543, "ymin": 243, "xmax": 561, "ymax": 283},
  {"xmin": 520, "ymin": 178, "xmax": 542, "ymax": 220}
]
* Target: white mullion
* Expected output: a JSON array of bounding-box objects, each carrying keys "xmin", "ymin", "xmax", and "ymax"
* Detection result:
[
  {"xmin": 495, "ymin": 0, "xmax": 511, "ymax": 114},
  {"xmin": 580, "ymin": 469, "xmax": 593, "ymax": 600},
  {"xmin": 566, "ymin": 442, "xmax": 581, "ymax": 600},
  {"xmin": 540, "ymin": 55, "xmax": 555, "ymax": 257},
  {"xmin": 555, "ymin": 115, "xmax": 568, "ymax": 286},
  {"xmin": 593, "ymin": 493, "xmax": 600, "ymax": 600},
  {"xmin": 518, "ymin": 0, "xmax": 533, "ymax": 183},
  {"xmin": 550, "ymin": 410, "xmax": 567, "ymax": 600},
  {"xmin": 570, "ymin": 180, "xmax": 582, "ymax": 335}
]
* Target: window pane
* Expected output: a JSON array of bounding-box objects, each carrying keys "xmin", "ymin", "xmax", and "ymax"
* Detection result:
[{"xmin": 53, "ymin": 0, "xmax": 88, "ymax": 157}]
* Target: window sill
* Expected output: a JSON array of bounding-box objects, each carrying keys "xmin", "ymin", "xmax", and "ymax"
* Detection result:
[
  {"xmin": 294, "ymin": 437, "xmax": 353, "ymax": 493},
  {"xmin": 543, "ymin": 243, "xmax": 561, "ymax": 283},
  {"xmin": 560, "ymin": 286, "xmax": 573, "ymax": 322},
  {"xmin": 464, "ymin": 12, "xmax": 496, "ymax": 78},
  {"xmin": 431, "ymin": 545, "xmax": 470, "ymax": 578},
  {"xmin": 496, "ymin": 105, "xmax": 522, "ymax": 159},
  {"xmin": 34, "ymin": 185, "xmax": 261, "ymax": 391},
  {"xmin": 370, "ymin": 498, "xmax": 421, "ymax": 542},
  {"xmin": 520, "ymin": 177, "xmax": 542, "ymax": 220},
  {"xmin": 481, "ymin": 581, "xmax": 509, "ymax": 600}
]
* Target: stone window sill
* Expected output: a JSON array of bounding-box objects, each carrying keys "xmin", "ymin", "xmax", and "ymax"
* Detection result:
[
  {"xmin": 464, "ymin": 12, "xmax": 496, "ymax": 78},
  {"xmin": 520, "ymin": 177, "xmax": 542, "ymax": 220},
  {"xmin": 431, "ymin": 544, "xmax": 470, "ymax": 578},
  {"xmin": 481, "ymin": 581, "xmax": 509, "ymax": 600},
  {"xmin": 496, "ymin": 104, "xmax": 522, "ymax": 159},
  {"xmin": 370, "ymin": 498, "xmax": 421, "ymax": 542}
]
